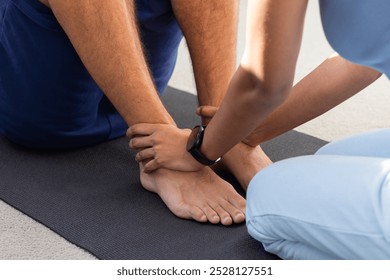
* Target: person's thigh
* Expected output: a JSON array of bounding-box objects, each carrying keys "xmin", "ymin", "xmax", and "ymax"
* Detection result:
[
  {"xmin": 316, "ymin": 128, "xmax": 390, "ymax": 158},
  {"xmin": 246, "ymin": 155, "xmax": 390, "ymax": 259},
  {"xmin": 0, "ymin": 0, "xmax": 117, "ymax": 149}
]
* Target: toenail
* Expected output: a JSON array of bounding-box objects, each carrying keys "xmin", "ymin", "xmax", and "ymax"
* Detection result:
[
  {"xmin": 223, "ymin": 217, "xmax": 232, "ymax": 224},
  {"xmin": 235, "ymin": 213, "xmax": 245, "ymax": 221}
]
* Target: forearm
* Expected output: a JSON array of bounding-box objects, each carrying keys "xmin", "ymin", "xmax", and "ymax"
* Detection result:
[
  {"xmin": 199, "ymin": 0, "xmax": 308, "ymax": 160},
  {"xmin": 198, "ymin": 67, "xmax": 281, "ymax": 161},
  {"xmin": 243, "ymin": 55, "xmax": 382, "ymax": 145},
  {"xmin": 47, "ymin": 0, "xmax": 174, "ymax": 126}
]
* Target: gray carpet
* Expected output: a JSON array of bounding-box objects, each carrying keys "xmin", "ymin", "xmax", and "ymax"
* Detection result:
[{"xmin": 0, "ymin": 87, "xmax": 327, "ymax": 259}]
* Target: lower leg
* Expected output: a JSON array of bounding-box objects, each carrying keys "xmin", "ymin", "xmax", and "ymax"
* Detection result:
[
  {"xmin": 171, "ymin": 0, "xmax": 271, "ymax": 189},
  {"xmin": 171, "ymin": 0, "xmax": 238, "ymax": 114},
  {"xmin": 217, "ymin": 143, "xmax": 272, "ymax": 190}
]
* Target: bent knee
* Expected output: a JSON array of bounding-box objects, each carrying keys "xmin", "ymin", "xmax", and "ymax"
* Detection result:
[{"xmin": 246, "ymin": 166, "xmax": 281, "ymax": 244}]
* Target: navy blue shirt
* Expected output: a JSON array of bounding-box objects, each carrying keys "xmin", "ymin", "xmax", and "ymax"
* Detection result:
[{"xmin": 0, "ymin": 0, "xmax": 182, "ymax": 149}]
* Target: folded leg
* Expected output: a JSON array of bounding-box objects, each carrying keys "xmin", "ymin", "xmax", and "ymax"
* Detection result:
[
  {"xmin": 247, "ymin": 155, "xmax": 390, "ymax": 259},
  {"xmin": 316, "ymin": 128, "xmax": 390, "ymax": 158}
]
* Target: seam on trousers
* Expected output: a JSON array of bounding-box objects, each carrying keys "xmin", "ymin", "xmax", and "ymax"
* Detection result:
[{"xmin": 248, "ymin": 214, "xmax": 386, "ymax": 238}]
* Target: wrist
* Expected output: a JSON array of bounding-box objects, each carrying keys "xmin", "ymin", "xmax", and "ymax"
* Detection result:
[
  {"xmin": 186, "ymin": 125, "xmax": 221, "ymax": 166},
  {"xmin": 242, "ymin": 134, "xmax": 262, "ymax": 147}
]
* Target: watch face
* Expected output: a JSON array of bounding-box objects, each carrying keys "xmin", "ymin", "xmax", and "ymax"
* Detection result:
[{"xmin": 186, "ymin": 126, "xmax": 201, "ymax": 151}]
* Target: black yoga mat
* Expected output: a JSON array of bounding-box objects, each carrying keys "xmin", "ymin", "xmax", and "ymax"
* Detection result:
[{"xmin": 0, "ymin": 87, "xmax": 327, "ymax": 260}]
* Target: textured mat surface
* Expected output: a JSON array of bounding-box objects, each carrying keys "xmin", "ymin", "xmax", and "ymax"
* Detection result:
[{"xmin": 0, "ymin": 87, "xmax": 327, "ymax": 259}]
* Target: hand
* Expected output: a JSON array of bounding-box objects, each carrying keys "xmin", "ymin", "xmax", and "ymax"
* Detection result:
[{"xmin": 127, "ymin": 124, "xmax": 205, "ymax": 172}]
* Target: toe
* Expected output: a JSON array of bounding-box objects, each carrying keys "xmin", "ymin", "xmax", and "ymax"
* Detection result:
[
  {"xmin": 232, "ymin": 212, "xmax": 245, "ymax": 224},
  {"xmin": 203, "ymin": 206, "xmax": 220, "ymax": 224},
  {"xmin": 187, "ymin": 205, "xmax": 208, "ymax": 223},
  {"xmin": 220, "ymin": 200, "xmax": 246, "ymax": 224},
  {"xmin": 209, "ymin": 203, "xmax": 232, "ymax": 226},
  {"xmin": 172, "ymin": 203, "xmax": 207, "ymax": 223},
  {"xmin": 221, "ymin": 216, "xmax": 233, "ymax": 226},
  {"xmin": 228, "ymin": 193, "xmax": 247, "ymax": 214}
]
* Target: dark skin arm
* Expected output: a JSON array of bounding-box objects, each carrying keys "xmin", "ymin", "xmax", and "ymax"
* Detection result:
[{"xmin": 243, "ymin": 54, "xmax": 381, "ymax": 145}]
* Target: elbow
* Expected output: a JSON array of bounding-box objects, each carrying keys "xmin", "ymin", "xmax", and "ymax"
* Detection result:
[
  {"xmin": 249, "ymin": 79, "xmax": 291, "ymax": 110},
  {"xmin": 231, "ymin": 67, "xmax": 292, "ymax": 111},
  {"xmin": 260, "ymin": 82, "xmax": 290, "ymax": 106},
  {"xmin": 369, "ymin": 70, "xmax": 383, "ymax": 83},
  {"xmin": 235, "ymin": 66, "xmax": 291, "ymax": 110}
]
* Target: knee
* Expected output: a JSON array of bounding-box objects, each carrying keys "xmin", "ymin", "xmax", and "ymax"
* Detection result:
[
  {"xmin": 246, "ymin": 170, "xmax": 268, "ymax": 221},
  {"xmin": 246, "ymin": 168, "xmax": 277, "ymax": 243},
  {"xmin": 246, "ymin": 197, "xmax": 284, "ymax": 258}
]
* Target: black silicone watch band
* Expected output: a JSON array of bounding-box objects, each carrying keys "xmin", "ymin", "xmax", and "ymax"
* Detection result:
[{"xmin": 186, "ymin": 126, "xmax": 220, "ymax": 166}]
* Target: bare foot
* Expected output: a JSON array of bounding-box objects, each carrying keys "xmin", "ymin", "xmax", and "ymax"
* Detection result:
[
  {"xmin": 139, "ymin": 163, "xmax": 246, "ymax": 225},
  {"xmin": 217, "ymin": 143, "xmax": 272, "ymax": 191}
]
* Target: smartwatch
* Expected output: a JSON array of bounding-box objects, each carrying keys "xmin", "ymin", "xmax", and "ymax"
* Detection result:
[{"xmin": 186, "ymin": 126, "xmax": 221, "ymax": 166}]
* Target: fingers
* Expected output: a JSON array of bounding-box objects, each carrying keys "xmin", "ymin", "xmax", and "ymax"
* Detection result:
[
  {"xmin": 143, "ymin": 159, "xmax": 161, "ymax": 173},
  {"xmin": 126, "ymin": 123, "xmax": 174, "ymax": 138},
  {"xmin": 126, "ymin": 123, "xmax": 156, "ymax": 138},
  {"xmin": 135, "ymin": 148, "xmax": 155, "ymax": 162},
  {"xmin": 129, "ymin": 136, "xmax": 153, "ymax": 150},
  {"xmin": 135, "ymin": 149, "xmax": 162, "ymax": 173}
]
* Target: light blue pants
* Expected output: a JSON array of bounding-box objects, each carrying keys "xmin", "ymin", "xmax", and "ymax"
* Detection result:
[{"xmin": 246, "ymin": 129, "xmax": 390, "ymax": 259}]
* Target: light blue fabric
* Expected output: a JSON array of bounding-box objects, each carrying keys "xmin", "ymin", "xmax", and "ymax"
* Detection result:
[
  {"xmin": 316, "ymin": 129, "xmax": 390, "ymax": 159},
  {"xmin": 320, "ymin": 0, "xmax": 390, "ymax": 78},
  {"xmin": 247, "ymin": 129, "xmax": 390, "ymax": 259}
]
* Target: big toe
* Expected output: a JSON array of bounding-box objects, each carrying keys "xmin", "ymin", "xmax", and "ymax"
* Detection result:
[{"xmin": 185, "ymin": 204, "xmax": 208, "ymax": 223}]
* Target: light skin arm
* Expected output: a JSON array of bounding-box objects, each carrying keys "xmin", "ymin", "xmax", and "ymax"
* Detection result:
[
  {"xmin": 129, "ymin": 0, "xmax": 309, "ymax": 171},
  {"xmin": 46, "ymin": 0, "xmax": 175, "ymax": 126}
]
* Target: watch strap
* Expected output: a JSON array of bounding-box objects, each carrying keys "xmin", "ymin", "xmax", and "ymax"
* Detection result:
[{"xmin": 187, "ymin": 126, "xmax": 220, "ymax": 166}]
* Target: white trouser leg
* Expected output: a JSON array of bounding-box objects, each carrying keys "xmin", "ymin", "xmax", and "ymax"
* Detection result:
[
  {"xmin": 247, "ymin": 130, "xmax": 390, "ymax": 259},
  {"xmin": 316, "ymin": 128, "xmax": 390, "ymax": 158}
]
